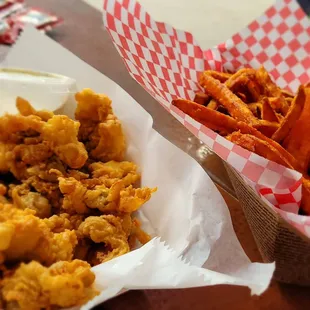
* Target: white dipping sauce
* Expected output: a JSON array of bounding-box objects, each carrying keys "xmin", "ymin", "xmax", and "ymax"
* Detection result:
[{"xmin": 0, "ymin": 68, "xmax": 77, "ymax": 115}]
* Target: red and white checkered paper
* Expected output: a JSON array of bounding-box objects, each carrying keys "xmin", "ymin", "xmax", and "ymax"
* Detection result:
[{"xmin": 103, "ymin": 0, "xmax": 310, "ymax": 237}]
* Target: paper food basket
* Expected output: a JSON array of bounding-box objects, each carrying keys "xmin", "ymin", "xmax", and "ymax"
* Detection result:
[{"xmin": 102, "ymin": 0, "xmax": 310, "ymax": 285}]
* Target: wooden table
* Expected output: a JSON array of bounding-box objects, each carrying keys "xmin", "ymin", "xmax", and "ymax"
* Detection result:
[{"xmin": 1, "ymin": 1, "xmax": 310, "ymax": 309}]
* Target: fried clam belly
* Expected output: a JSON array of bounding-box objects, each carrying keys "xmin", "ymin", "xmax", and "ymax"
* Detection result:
[
  {"xmin": 0, "ymin": 114, "xmax": 43, "ymax": 144},
  {"xmin": 74, "ymin": 88, "xmax": 112, "ymax": 120},
  {"xmin": 9, "ymin": 183, "xmax": 51, "ymax": 218},
  {"xmin": 1, "ymin": 260, "xmax": 98, "ymax": 310},
  {"xmin": 89, "ymin": 115, "xmax": 126, "ymax": 162},
  {"xmin": 0, "ymin": 204, "xmax": 77, "ymax": 265},
  {"xmin": 58, "ymin": 177, "xmax": 123, "ymax": 214},
  {"xmin": 0, "ymin": 142, "xmax": 15, "ymax": 174},
  {"xmin": 41, "ymin": 115, "xmax": 88, "ymax": 169},
  {"xmin": 74, "ymin": 88, "xmax": 126, "ymax": 161},
  {"xmin": 78, "ymin": 215, "xmax": 130, "ymax": 263},
  {"xmin": 0, "ymin": 184, "xmax": 9, "ymax": 204},
  {"xmin": 21, "ymin": 158, "xmax": 67, "ymax": 208},
  {"xmin": 44, "ymin": 213, "xmax": 85, "ymax": 233},
  {"xmin": 59, "ymin": 176, "xmax": 156, "ymax": 214},
  {"xmin": 16, "ymin": 96, "xmax": 54, "ymax": 121},
  {"xmin": 89, "ymin": 160, "xmax": 140, "ymax": 187},
  {"xmin": 12, "ymin": 141, "xmax": 52, "ymax": 167},
  {"xmin": 75, "ymin": 88, "xmax": 113, "ymax": 138}
]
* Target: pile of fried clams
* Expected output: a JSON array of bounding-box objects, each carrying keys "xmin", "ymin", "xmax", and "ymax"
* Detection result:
[{"xmin": 0, "ymin": 89, "xmax": 157, "ymax": 309}]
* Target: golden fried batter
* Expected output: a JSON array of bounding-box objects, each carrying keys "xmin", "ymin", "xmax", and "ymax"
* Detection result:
[
  {"xmin": 89, "ymin": 160, "xmax": 140, "ymax": 187},
  {"xmin": 44, "ymin": 213, "xmax": 84, "ymax": 233},
  {"xmin": 59, "ymin": 176, "xmax": 123, "ymax": 214},
  {"xmin": 16, "ymin": 96, "xmax": 54, "ymax": 122},
  {"xmin": 75, "ymin": 88, "xmax": 112, "ymax": 123},
  {"xmin": 90, "ymin": 115, "xmax": 126, "ymax": 162},
  {"xmin": 0, "ymin": 204, "xmax": 77, "ymax": 265},
  {"xmin": 78, "ymin": 215, "xmax": 130, "ymax": 263},
  {"xmin": 75, "ymin": 89, "xmax": 126, "ymax": 161},
  {"xmin": 0, "ymin": 114, "xmax": 43, "ymax": 143},
  {"xmin": 0, "ymin": 88, "xmax": 155, "ymax": 309},
  {"xmin": 1, "ymin": 260, "xmax": 98, "ymax": 310},
  {"xmin": 41, "ymin": 115, "xmax": 88, "ymax": 169},
  {"xmin": 10, "ymin": 183, "xmax": 51, "ymax": 218},
  {"xmin": 119, "ymin": 185, "xmax": 157, "ymax": 213},
  {"xmin": 12, "ymin": 142, "xmax": 52, "ymax": 166}
]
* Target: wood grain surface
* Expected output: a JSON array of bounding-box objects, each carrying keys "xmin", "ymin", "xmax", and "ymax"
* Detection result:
[{"xmin": 1, "ymin": 1, "xmax": 309, "ymax": 309}]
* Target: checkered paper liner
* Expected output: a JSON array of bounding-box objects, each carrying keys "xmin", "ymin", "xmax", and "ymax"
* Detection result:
[{"xmin": 103, "ymin": 0, "xmax": 310, "ymax": 237}]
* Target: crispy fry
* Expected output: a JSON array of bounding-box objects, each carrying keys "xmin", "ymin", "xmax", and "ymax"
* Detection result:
[
  {"xmin": 272, "ymin": 86, "xmax": 306, "ymax": 143},
  {"xmin": 16, "ymin": 97, "xmax": 54, "ymax": 121},
  {"xmin": 285, "ymin": 97, "xmax": 293, "ymax": 106},
  {"xmin": 226, "ymin": 71, "xmax": 261, "ymax": 102},
  {"xmin": 172, "ymin": 98, "xmax": 302, "ymax": 171},
  {"xmin": 284, "ymin": 87, "xmax": 310, "ymax": 172},
  {"xmin": 200, "ymin": 73, "xmax": 258, "ymax": 124},
  {"xmin": 281, "ymin": 89, "xmax": 294, "ymax": 98},
  {"xmin": 261, "ymin": 97, "xmax": 279, "ymax": 123},
  {"xmin": 236, "ymin": 92, "xmax": 248, "ymax": 102},
  {"xmin": 248, "ymin": 103, "xmax": 262, "ymax": 118},
  {"xmin": 172, "ymin": 99, "xmax": 240, "ymax": 135},
  {"xmin": 253, "ymin": 120, "xmax": 279, "ymax": 138},
  {"xmin": 203, "ymin": 70, "xmax": 231, "ymax": 83},
  {"xmin": 193, "ymin": 92, "xmax": 210, "ymax": 106},
  {"xmin": 228, "ymin": 132, "xmax": 295, "ymax": 169},
  {"xmin": 255, "ymin": 66, "xmax": 289, "ymax": 115},
  {"xmin": 207, "ymin": 99, "xmax": 218, "ymax": 110}
]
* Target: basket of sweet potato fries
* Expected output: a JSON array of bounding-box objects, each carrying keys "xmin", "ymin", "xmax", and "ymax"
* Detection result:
[
  {"xmin": 103, "ymin": 0, "xmax": 310, "ymax": 285},
  {"xmin": 171, "ymin": 67, "xmax": 310, "ymax": 285}
]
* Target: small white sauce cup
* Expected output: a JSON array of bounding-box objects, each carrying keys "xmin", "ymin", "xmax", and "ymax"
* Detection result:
[{"xmin": 0, "ymin": 68, "xmax": 77, "ymax": 115}]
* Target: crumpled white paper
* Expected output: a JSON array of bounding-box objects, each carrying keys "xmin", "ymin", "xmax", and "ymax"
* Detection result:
[{"xmin": 1, "ymin": 26, "xmax": 275, "ymax": 309}]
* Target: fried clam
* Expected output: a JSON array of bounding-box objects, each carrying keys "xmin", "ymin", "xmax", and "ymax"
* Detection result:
[
  {"xmin": 78, "ymin": 214, "xmax": 130, "ymax": 264},
  {"xmin": 75, "ymin": 89, "xmax": 126, "ymax": 162},
  {"xmin": 1, "ymin": 260, "xmax": 98, "ymax": 310},
  {"xmin": 0, "ymin": 204, "xmax": 77, "ymax": 265},
  {"xmin": 58, "ymin": 176, "xmax": 156, "ymax": 214}
]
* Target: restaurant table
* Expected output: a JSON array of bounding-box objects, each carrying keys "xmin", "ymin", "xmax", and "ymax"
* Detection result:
[{"xmin": 1, "ymin": 1, "xmax": 310, "ymax": 309}]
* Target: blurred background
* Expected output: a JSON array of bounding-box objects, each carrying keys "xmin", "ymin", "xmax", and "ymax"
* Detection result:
[{"xmin": 86, "ymin": 0, "xmax": 274, "ymax": 49}]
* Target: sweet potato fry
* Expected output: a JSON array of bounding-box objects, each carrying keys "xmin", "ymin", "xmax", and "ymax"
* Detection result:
[
  {"xmin": 272, "ymin": 86, "xmax": 306, "ymax": 143},
  {"xmin": 202, "ymin": 70, "xmax": 232, "ymax": 83},
  {"xmin": 255, "ymin": 67, "xmax": 289, "ymax": 115},
  {"xmin": 200, "ymin": 73, "xmax": 258, "ymax": 125},
  {"xmin": 284, "ymin": 87, "xmax": 310, "ymax": 172},
  {"xmin": 248, "ymin": 103, "xmax": 262, "ymax": 118},
  {"xmin": 236, "ymin": 92, "xmax": 248, "ymax": 102},
  {"xmin": 228, "ymin": 132, "xmax": 295, "ymax": 169},
  {"xmin": 207, "ymin": 99, "xmax": 218, "ymax": 110},
  {"xmin": 16, "ymin": 97, "xmax": 54, "ymax": 121},
  {"xmin": 285, "ymin": 97, "xmax": 293, "ymax": 106},
  {"xmin": 261, "ymin": 97, "xmax": 279, "ymax": 123},
  {"xmin": 193, "ymin": 92, "xmax": 210, "ymax": 106},
  {"xmin": 172, "ymin": 99, "xmax": 239, "ymax": 135},
  {"xmin": 172, "ymin": 98, "xmax": 301, "ymax": 171},
  {"xmin": 254, "ymin": 120, "xmax": 279, "ymax": 137},
  {"xmin": 281, "ymin": 89, "xmax": 294, "ymax": 98},
  {"xmin": 301, "ymin": 178, "xmax": 310, "ymax": 215}
]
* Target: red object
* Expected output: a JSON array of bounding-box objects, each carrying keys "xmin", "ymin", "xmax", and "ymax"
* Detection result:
[
  {"xmin": 0, "ymin": 6, "xmax": 62, "ymax": 44},
  {"xmin": 9, "ymin": 7, "xmax": 62, "ymax": 30}
]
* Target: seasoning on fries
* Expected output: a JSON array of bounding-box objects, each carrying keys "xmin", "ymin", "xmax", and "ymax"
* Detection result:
[{"xmin": 172, "ymin": 67, "xmax": 310, "ymax": 215}]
